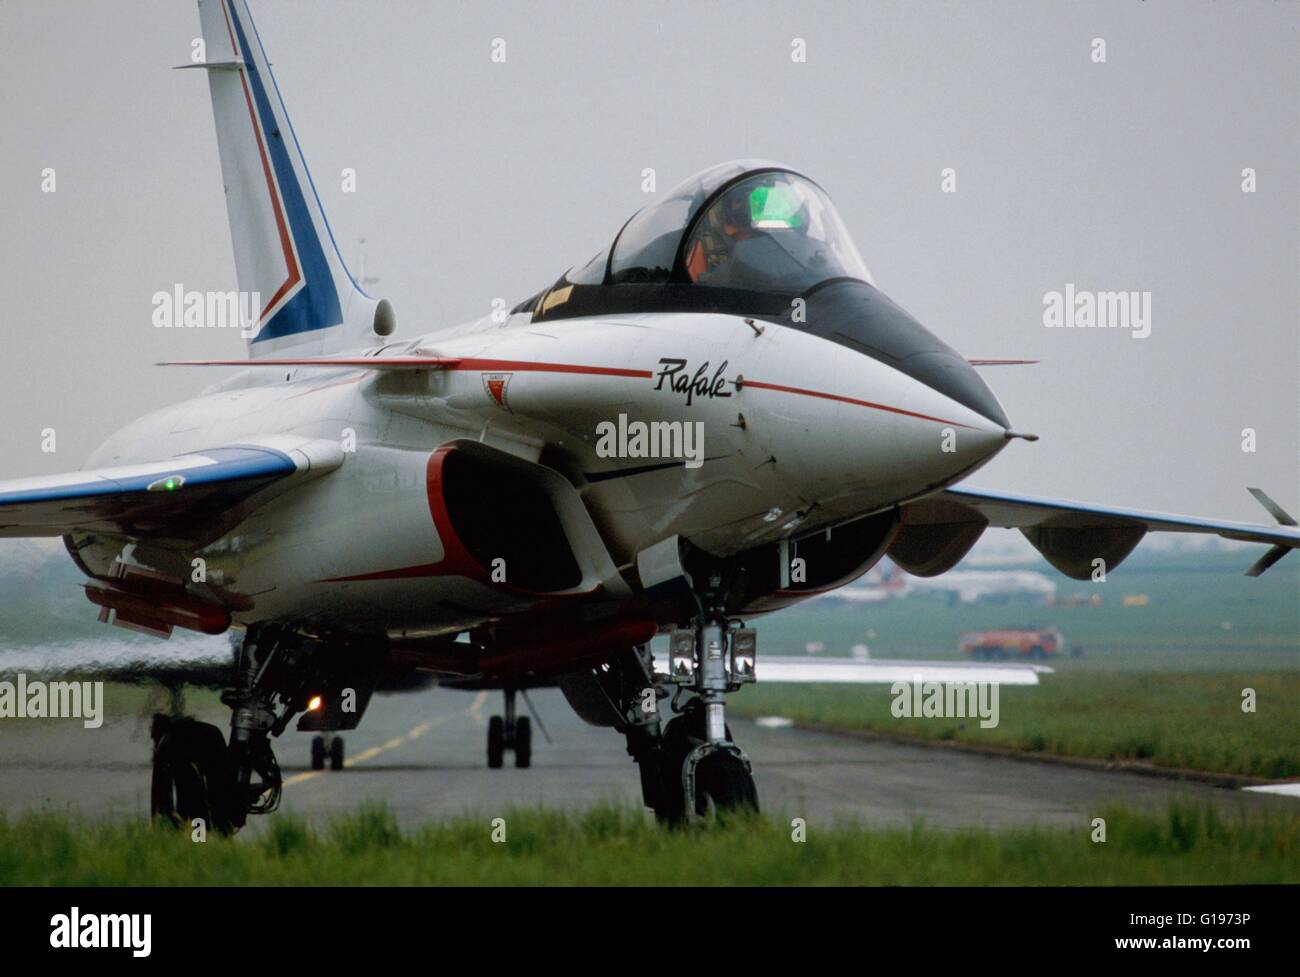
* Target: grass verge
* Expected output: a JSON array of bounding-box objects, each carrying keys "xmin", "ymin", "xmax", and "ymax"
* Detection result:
[
  {"xmin": 730, "ymin": 671, "xmax": 1300, "ymax": 779},
  {"xmin": 0, "ymin": 801, "xmax": 1296, "ymax": 885}
]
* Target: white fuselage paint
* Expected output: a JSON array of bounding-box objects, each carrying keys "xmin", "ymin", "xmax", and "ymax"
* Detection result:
[{"xmin": 77, "ymin": 311, "xmax": 1008, "ymax": 639}]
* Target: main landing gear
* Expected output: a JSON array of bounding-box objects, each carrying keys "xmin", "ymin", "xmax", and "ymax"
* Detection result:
[
  {"xmin": 604, "ymin": 608, "xmax": 760, "ymax": 824},
  {"xmin": 487, "ymin": 687, "xmax": 531, "ymax": 769},
  {"xmin": 311, "ymin": 732, "xmax": 345, "ymax": 771},
  {"xmin": 150, "ymin": 626, "xmax": 313, "ymax": 834}
]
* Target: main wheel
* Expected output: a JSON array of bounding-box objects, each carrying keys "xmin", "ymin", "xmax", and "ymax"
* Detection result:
[
  {"xmin": 310, "ymin": 735, "xmax": 326, "ymax": 771},
  {"xmin": 514, "ymin": 716, "xmax": 532, "ymax": 768},
  {"xmin": 151, "ymin": 717, "xmax": 237, "ymax": 835},
  {"xmin": 487, "ymin": 715, "xmax": 505, "ymax": 769},
  {"xmin": 329, "ymin": 736, "xmax": 345, "ymax": 771}
]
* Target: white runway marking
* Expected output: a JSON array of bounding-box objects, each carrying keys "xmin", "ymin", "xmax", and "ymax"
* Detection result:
[{"xmin": 1243, "ymin": 783, "xmax": 1300, "ymax": 799}]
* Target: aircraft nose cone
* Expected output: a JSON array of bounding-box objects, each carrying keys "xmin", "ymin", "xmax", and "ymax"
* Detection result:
[
  {"xmin": 885, "ymin": 367, "xmax": 1010, "ymax": 484},
  {"xmin": 903, "ymin": 350, "xmax": 1009, "ymax": 429},
  {"xmin": 788, "ymin": 280, "xmax": 1011, "ymax": 428}
]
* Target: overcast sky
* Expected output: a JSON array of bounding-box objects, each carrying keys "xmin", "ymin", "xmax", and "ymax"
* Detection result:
[{"xmin": 1, "ymin": 0, "xmax": 1296, "ymax": 526}]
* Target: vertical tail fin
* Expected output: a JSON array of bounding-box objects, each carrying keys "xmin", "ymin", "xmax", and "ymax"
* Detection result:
[{"xmin": 188, "ymin": 0, "xmax": 393, "ymax": 355}]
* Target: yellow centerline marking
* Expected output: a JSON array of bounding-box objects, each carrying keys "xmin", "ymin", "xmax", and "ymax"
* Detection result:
[
  {"xmin": 467, "ymin": 690, "xmax": 488, "ymax": 723},
  {"xmin": 284, "ymin": 690, "xmax": 492, "ymax": 787}
]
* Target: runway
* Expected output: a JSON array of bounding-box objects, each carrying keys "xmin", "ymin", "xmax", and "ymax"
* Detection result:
[{"xmin": 1, "ymin": 685, "xmax": 1293, "ymax": 833}]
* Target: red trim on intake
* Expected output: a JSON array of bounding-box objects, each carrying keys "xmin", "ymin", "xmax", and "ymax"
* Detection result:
[
  {"xmin": 318, "ymin": 447, "xmax": 480, "ymax": 583},
  {"xmin": 316, "ymin": 448, "xmax": 601, "ymax": 600}
]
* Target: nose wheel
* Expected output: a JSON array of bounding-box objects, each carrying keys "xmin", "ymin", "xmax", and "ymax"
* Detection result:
[{"xmin": 487, "ymin": 688, "xmax": 532, "ymax": 769}]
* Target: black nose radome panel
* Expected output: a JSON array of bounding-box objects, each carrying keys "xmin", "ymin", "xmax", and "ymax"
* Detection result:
[{"xmin": 786, "ymin": 280, "xmax": 1010, "ymax": 429}]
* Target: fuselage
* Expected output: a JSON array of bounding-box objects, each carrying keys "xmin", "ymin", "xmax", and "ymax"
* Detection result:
[{"xmin": 74, "ymin": 305, "xmax": 1011, "ymax": 647}]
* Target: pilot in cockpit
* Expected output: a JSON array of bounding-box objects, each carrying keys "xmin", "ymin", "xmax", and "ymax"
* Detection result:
[
  {"xmin": 685, "ymin": 177, "xmax": 832, "ymax": 293},
  {"xmin": 685, "ymin": 184, "xmax": 759, "ymax": 283}
]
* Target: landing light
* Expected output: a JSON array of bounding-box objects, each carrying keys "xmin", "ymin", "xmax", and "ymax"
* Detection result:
[
  {"xmin": 668, "ymin": 630, "xmax": 696, "ymax": 684},
  {"xmin": 306, "ymin": 695, "xmax": 323, "ymax": 712},
  {"xmin": 731, "ymin": 629, "xmax": 757, "ymax": 684}
]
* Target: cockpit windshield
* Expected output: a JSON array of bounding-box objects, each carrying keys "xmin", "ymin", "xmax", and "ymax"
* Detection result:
[
  {"xmin": 529, "ymin": 162, "xmax": 873, "ymax": 322},
  {"xmin": 680, "ymin": 171, "xmax": 870, "ymax": 293}
]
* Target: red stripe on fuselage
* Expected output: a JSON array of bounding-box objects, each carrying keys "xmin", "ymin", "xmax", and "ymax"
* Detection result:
[
  {"xmin": 739, "ymin": 378, "xmax": 975, "ymax": 429},
  {"xmin": 451, "ymin": 358, "xmax": 652, "ymax": 379},
  {"xmin": 449, "ymin": 360, "xmax": 969, "ymax": 427},
  {"xmin": 257, "ymin": 355, "xmax": 968, "ymax": 428},
  {"xmin": 166, "ymin": 353, "xmax": 971, "ymax": 429}
]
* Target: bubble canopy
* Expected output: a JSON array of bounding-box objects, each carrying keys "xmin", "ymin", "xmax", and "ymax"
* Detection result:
[{"xmin": 540, "ymin": 162, "xmax": 872, "ymax": 312}]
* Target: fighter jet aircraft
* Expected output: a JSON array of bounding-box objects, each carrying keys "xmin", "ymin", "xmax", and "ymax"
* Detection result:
[{"xmin": 2, "ymin": 0, "xmax": 1296, "ymax": 830}]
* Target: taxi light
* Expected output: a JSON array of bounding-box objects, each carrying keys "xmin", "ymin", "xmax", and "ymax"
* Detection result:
[
  {"xmin": 730, "ymin": 628, "xmax": 757, "ymax": 684},
  {"xmin": 668, "ymin": 629, "xmax": 696, "ymax": 684},
  {"xmin": 306, "ymin": 695, "xmax": 323, "ymax": 712}
]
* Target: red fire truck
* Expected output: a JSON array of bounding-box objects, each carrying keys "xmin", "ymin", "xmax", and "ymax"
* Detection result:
[{"xmin": 960, "ymin": 627, "xmax": 1063, "ymax": 660}]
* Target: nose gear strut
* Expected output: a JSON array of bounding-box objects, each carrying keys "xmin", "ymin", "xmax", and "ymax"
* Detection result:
[{"xmin": 604, "ymin": 599, "xmax": 759, "ymax": 823}]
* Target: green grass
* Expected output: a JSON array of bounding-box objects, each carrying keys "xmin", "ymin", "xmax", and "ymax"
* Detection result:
[
  {"xmin": 731, "ymin": 671, "xmax": 1300, "ymax": 779},
  {"xmin": 1, "ymin": 801, "xmax": 1296, "ymax": 885}
]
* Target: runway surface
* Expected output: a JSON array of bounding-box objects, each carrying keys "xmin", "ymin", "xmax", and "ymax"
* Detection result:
[{"xmin": 1, "ymin": 686, "xmax": 1294, "ymax": 833}]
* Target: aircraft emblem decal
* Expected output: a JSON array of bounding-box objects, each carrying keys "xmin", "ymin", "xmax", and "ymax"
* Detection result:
[{"xmin": 483, "ymin": 373, "xmax": 513, "ymax": 411}]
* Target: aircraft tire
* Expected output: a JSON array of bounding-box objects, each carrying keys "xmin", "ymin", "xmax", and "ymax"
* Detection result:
[
  {"xmin": 515, "ymin": 717, "xmax": 532, "ymax": 768},
  {"xmin": 487, "ymin": 716, "xmax": 505, "ymax": 769},
  {"xmin": 693, "ymin": 751, "xmax": 759, "ymax": 819},
  {"xmin": 651, "ymin": 705, "xmax": 740, "ymax": 825},
  {"xmin": 151, "ymin": 717, "xmax": 237, "ymax": 835},
  {"xmin": 310, "ymin": 735, "xmax": 325, "ymax": 771}
]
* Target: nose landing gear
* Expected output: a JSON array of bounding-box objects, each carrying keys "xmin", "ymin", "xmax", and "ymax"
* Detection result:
[
  {"xmin": 658, "ymin": 613, "xmax": 759, "ymax": 821},
  {"xmin": 607, "ymin": 611, "xmax": 760, "ymax": 824},
  {"xmin": 487, "ymin": 688, "xmax": 532, "ymax": 768}
]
